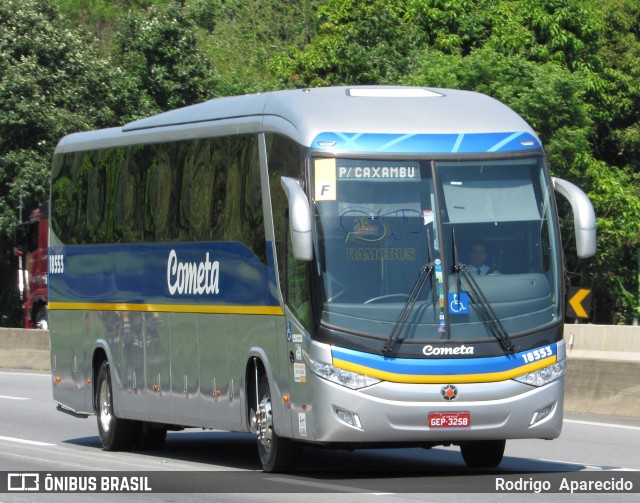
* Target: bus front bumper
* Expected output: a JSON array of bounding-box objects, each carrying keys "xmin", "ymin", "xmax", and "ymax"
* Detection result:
[{"xmin": 297, "ymin": 375, "xmax": 564, "ymax": 444}]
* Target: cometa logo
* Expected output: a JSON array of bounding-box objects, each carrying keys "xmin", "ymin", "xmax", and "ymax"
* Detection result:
[
  {"xmin": 422, "ymin": 344, "xmax": 474, "ymax": 356},
  {"xmin": 441, "ymin": 384, "xmax": 458, "ymax": 401},
  {"xmin": 166, "ymin": 250, "xmax": 220, "ymax": 295}
]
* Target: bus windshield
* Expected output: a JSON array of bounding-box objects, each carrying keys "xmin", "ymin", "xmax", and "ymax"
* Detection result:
[{"xmin": 312, "ymin": 156, "xmax": 560, "ymax": 343}]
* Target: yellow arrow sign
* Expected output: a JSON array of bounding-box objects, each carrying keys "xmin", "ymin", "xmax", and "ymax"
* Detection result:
[{"xmin": 568, "ymin": 288, "xmax": 591, "ymax": 319}]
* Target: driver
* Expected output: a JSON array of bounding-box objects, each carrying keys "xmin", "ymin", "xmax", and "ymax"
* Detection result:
[{"xmin": 467, "ymin": 241, "xmax": 498, "ymax": 275}]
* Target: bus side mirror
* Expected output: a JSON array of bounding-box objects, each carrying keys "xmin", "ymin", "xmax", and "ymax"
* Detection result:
[
  {"xmin": 281, "ymin": 177, "xmax": 313, "ymax": 261},
  {"xmin": 552, "ymin": 177, "xmax": 596, "ymax": 258}
]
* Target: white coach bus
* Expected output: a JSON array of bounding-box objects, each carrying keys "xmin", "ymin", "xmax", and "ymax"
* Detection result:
[{"xmin": 48, "ymin": 86, "xmax": 596, "ymax": 471}]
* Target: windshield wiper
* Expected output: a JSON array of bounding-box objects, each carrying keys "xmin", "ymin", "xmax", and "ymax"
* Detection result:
[
  {"xmin": 381, "ymin": 261, "xmax": 434, "ymax": 355},
  {"xmin": 451, "ymin": 230, "xmax": 516, "ymax": 354},
  {"xmin": 382, "ymin": 228, "xmax": 436, "ymax": 355}
]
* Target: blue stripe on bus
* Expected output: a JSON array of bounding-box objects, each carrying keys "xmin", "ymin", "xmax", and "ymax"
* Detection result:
[
  {"xmin": 313, "ymin": 132, "xmax": 541, "ymax": 154},
  {"xmin": 331, "ymin": 344, "xmax": 557, "ymax": 379},
  {"xmin": 48, "ymin": 241, "xmax": 281, "ymax": 308}
]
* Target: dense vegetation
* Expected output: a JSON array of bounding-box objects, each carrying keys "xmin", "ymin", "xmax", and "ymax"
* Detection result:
[{"xmin": 1, "ymin": 0, "xmax": 638, "ymax": 325}]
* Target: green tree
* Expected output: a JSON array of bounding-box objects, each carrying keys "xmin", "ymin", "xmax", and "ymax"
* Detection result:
[
  {"xmin": 581, "ymin": 157, "xmax": 640, "ymax": 323},
  {"xmin": 51, "ymin": 0, "xmax": 162, "ymax": 49},
  {"xmin": 205, "ymin": 0, "xmax": 322, "ymax": 94},
  {"xmin": 0, "ymin": 0, "xmax": 149, "ymax": 326},
  {"xmin": 269, "ymin": 0, "xmax": 606, "ymax": 87},
  {"xmin": 589, "ymin": 0, "xmax": 640, "ymax": 174},
  {"xmin": 115, "ymin": 3, "xmax": 220, "ymax": 111},
  {"xmin": 269, "ymin": 0, "xmax": 426, "ymax": 87}
]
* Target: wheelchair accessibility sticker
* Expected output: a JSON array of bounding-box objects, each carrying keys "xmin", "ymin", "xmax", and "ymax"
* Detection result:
[{"xmin": 448, "ymin": 292, "xmax": 469, "ymax": 315}]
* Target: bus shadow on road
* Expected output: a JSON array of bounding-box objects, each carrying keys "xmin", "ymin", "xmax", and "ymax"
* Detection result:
[{"xmin": 62, "ymin": 429, "xmax": 588, "ymax": 475}]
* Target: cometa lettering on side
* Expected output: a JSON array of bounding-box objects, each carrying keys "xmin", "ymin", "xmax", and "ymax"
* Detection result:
[{"xmin": 166, "ymin": 250, "xmax": 220, "ymax": 296}]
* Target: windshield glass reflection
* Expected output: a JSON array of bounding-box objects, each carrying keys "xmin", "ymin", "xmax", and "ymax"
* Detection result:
[{"xmin": 312, "ymin": 157, "xmax": 560, "ymax": 343}]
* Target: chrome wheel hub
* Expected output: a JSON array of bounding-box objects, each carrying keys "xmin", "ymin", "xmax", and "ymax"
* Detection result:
[
  {"xmin": 256, "ymin": 394, "xmax": 273, "ymax": 451},
  {"xmin": 98, "ymin": 379, "xmax": 112, "ymax": 433}
]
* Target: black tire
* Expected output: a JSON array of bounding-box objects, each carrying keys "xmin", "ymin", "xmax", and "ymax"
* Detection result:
[
  {"xmin": 35, "ymin": 306, "xmax": 48, "ymax": 330},
  {"xmin": 460, "ymin": 439, "xmax": 506, "ymax": 468},
  {"xmin": 255, "ymin": 374, "xmax": 298, "ymax": 472},
  {"xmin": 95, "ymin": 360, "xmax": 138, "ymax": 451},
  {"xmin": 135, "ymin": 422, "xmax": 167, "ymax": 451}
]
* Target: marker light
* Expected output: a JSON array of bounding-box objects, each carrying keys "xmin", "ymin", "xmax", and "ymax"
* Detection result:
[
  {"xmin": 515, "ymin": 359, "xmax": 566, "ymax": 387},
  {"xmin": 303, "ymin": 351, "xmax": 380, "ymax": 390}
]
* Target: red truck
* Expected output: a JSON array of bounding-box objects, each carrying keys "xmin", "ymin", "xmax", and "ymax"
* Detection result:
[{"xmin": 14, "ymin": 203, "xmax": 48, "ymax": 329}]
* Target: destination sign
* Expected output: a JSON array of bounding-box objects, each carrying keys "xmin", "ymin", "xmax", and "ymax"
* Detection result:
[{"xmin": 337, "ymin": 160, "xmax": 420, "ymax": 181}]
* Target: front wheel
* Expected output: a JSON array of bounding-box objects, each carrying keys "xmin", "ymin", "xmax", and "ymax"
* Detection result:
[
  {"xmin": 95, "ymin": 360, "xmax": 138, "ymax": 451},
  {"xmin": 255, "ymin": 374, "xmax": 298, "ymax": 472},
  {"xmin": 460, "ymin": 439, "xmax": 506, "ymax": 468}
]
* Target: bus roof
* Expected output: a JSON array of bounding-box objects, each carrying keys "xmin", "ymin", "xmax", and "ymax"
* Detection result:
[{"xmin": 54, "ymin": 86, "xmax": 539, "ymax": 154}]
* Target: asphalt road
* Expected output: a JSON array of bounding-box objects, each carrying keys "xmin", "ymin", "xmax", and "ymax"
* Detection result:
[{"xmin": 1, "ymin": 370, "xmax": 639, "ymax": 502}]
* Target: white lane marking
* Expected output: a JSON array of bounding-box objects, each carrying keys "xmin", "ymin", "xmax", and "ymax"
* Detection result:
[
  {"xmin": 1, "ymin": 445, "xmax": 254, "ymax": 472},
  {"xmin": 519, "ymin": 459, "xmax": 640, "ymax": 472},
  {"xmin": 565, "ymin": 419, "xmax": 640, "ymax": 432},
  {"xmin": 0, "ymin": 395, "xmax": 29, "ymax": 400},
  {"xmin": 0, "ymin": 371, "xmax": 50, "ymax": 377},
  {"xmin": 575, "ymin": 463, "xmax": 639, "ymax": 472},
  {"xmin": 267, "ymin": 477, "xmax": 393, "ymax": 494},
  {"xmin": 0, "ymin": 451, "xmax": 98, "ymax": 471},
  {"xmin": 0, "ymin": 435, "xmax": 55, "ymax": 446}
]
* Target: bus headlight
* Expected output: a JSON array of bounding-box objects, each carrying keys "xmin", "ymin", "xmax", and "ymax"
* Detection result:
[
  {"xmin": 515, "ymin": 359, "xmax": 566, "ymax": 387},
  {"xmin": 303, "ymin": 351, "xmax": 380, "ymax": 390}
]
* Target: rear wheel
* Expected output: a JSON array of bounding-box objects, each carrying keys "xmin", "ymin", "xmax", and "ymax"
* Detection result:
[
  {"xmin": 254, "ymin": 374, "xmax": 297, "ymax": 472},
  {"xmin": 460, "ymin": 439, "xmax": 506, "ymax": 468},
  {"xmin": 95, "ymin": 360, "xmax": 138, "ymax": 451}
]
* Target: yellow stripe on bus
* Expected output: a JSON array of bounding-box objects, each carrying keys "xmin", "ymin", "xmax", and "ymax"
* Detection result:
[
  {"xmin": 48, "ymin": 301, "xmax": 284, "ymax": 316},
  {"xmin": 332, "ymin": 355, "xmax": 557, "ymax": 384}
]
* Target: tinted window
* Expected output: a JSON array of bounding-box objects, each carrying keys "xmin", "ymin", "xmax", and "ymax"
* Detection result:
[
  {"xmin": 265, "ymin": 134, "xmax": 311, "ymax": 328},
  {"xmin": 51, "ymin": 135, "xmax": 265, "ymax": 263}
]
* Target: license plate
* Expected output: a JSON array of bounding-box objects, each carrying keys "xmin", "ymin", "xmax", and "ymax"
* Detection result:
[{"xmin": 428, "ymin": 412, "xmax": 471, "ymax": 428}]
